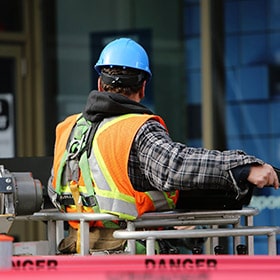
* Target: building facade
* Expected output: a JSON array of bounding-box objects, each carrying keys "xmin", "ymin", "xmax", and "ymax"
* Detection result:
[{"xmin": 0, "ymin": 0, "xmax": 279, "ymax": 253}]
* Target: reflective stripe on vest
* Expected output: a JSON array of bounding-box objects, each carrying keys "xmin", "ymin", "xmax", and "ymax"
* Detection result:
[{"xmin": 89, "ymin": 114, "xmax": 178, "ymax": 220}]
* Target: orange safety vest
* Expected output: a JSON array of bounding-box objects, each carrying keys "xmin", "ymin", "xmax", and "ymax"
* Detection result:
[
  {"xmin": 51, "ymin": 113, "xmax": 179, "ymax": 228},
  {"xmin": 52, "ymin": 113, "xmax": 80, "ymax": 190}
]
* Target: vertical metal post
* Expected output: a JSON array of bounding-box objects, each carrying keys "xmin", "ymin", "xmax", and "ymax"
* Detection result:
[
  {"xmin": 48, "ymin": 220, "xmax": 57, "ymax": 255},
  {"xmin": 126, "ymin": 221, "xmax": 136, "ymax": 254},
  {"xmin": 200, "ymin": 0, "xmax": 226, "ymax": 150},
  {"xmin": 246, "ymin": 215, "xmax": 254, "ymax": 255},
  {"xmin": 267, "ymin": 232, "xmax": 277, "ymax": 256},
  {"xmin": 211, "ymin": 225, "xmax": 219, "ymax": 254},
  {"xmin": 146, "ymin": 237, "xmax": 156, "ymax": 255},
  {"xmin": 56, "ymin": 220, "xmax": 64, "ymax": 249},
  {"xmin": 79, "ymin": 219, "xmax": 89, "ymax": 256},
  {"xmin": 233, "ymin": 223, "xmax": 241, "ymax": 254}
]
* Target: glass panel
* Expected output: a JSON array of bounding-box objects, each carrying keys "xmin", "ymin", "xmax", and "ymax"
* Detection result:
[
  {"xmin": 0, "ymin": 0, "xmax": 23, "ymax": 33},
  {"xmin": 0, "ymin": 57, "xmax": 15, "ymax": 92},
  {"xmin": 0, "ymin": 57, "xmax": 15, "ymax": 157}
]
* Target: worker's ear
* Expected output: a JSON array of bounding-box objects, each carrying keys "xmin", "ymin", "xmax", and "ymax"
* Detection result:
[
  {"xmin": 139, "ymin": 80, "xmax": 146, "ymax": 100},
  {"xmin": 98, "ymin": 77, "xmax": 103, "ymax": 91}
]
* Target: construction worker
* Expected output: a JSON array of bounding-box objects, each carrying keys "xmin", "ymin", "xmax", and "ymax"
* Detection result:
[{"xmin": 48, "ymin": 38, "xmax": 279, "ymax": 254}]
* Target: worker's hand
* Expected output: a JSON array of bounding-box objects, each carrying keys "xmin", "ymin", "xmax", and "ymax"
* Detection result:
[{"xmin": 247, "ymin": 164, "xmax": 279, "ymax": 190}]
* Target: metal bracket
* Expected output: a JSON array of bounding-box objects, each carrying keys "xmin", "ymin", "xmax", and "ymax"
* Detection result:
[{"xmin": 0, "ymin": 177, "xmax": 14, "ymax": 193}]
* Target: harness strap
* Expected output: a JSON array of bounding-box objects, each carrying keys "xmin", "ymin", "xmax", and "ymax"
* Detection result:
[
  {"xmin": 64, "ymin": 117, "xmax": 118, "ymax": 252},
  {"xmin": 58, "ymin": 193, "xmax": 96, "ymax": 207},
  {"xmin": 67, "ymin": 176, "xmax": 82, "ymax": 253},
  {"xmin": 65, "ymin": 117, "xmax": 95, "ymax": 254}
]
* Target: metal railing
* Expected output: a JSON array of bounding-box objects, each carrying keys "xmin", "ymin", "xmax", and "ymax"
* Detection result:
[
  {"xmin": 15, "ymin": 207, "xmax": 279, "ymax": 256},
  {"xmin": 28, "ymin": 210, "xmax": 121, "ymax": 255},
  {"xmin": 114, "ymin": 226, "xmax": 280, "ymax": 255},
  {"xmin": 124, "ymin": 208, "xmax": 260, "ymax": 255}
]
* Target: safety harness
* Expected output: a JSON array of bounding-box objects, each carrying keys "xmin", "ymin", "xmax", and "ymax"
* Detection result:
[
  {"xmin": 56, "ymin": 115, "xmax": 98, "ymax": 208},
  {"xmin": 56, "ymin": 115, "xmax": 118, "ymax": 253}
]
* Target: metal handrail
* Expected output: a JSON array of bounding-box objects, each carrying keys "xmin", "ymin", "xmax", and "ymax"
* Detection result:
[
  {"xmin": 138, "ymin": 207, "xmax": 259, "ymax": 220},
  {"xmin": 125, "ymin": 207, "xmax": 259, "ymax": 255},
  {"xmin": 31, "ymin": 210, "xmax": 120, "ymax": 222},
  {"xmin": 15, "ymin": 207, "xmax": 264, "ymax": 256},
  {"xmin": 113, "ymin": 226, "xmax": 280, "ymax": 256}
]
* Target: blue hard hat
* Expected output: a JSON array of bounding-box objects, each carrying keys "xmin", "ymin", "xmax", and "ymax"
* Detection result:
[{"xmin": 94, "ymin": 38, "xmax": 152, "ymax": 79}]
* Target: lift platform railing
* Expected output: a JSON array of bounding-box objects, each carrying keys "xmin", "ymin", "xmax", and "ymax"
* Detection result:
[
  {"xmin": 113, "ymin": 226, "xmax": 280, "ymax": 256},
  {"xmin": 27, "ymin": 211, "xmax": 121, "ymax": 256},
  {"xmin": 125, "ymin": 208, "xmax": 260, "ymax": 255},
  {"xmin": 15, "ymin": 207, "xmax": 277, "ymax": 256}
]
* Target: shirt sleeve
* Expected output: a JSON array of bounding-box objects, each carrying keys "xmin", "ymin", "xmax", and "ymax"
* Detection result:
[{"xmin": 134, "ymin": 119, "xmax": 264, "ymax": 192}]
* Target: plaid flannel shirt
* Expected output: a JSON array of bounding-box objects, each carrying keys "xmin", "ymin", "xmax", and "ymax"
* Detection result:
[{"xmin": 128, "ymin": 119, "xmax": 263, "ymax": 193}]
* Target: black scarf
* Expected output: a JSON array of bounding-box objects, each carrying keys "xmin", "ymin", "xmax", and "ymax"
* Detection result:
[{"xmin": 83, "ymin": 90, "xmax": 153, "ymax": 122}]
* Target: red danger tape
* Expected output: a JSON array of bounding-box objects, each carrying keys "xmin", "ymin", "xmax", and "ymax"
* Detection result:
[{"xmin": 0, "ymin": 255, "xmax": 279, "ymax": 279}]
